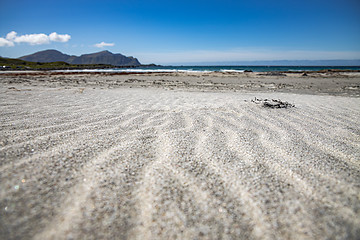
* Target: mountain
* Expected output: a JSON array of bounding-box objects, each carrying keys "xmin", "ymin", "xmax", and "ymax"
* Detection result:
[
  {"xmin": 20, "ymin": 49, "xmax": 141, "ymax": 66},
  {"xmin": 20, "ymin": 50, "xmax": 71, "ymax": 63},
  {"xmin": 70, "ymin": 50, "xmax": 140, "ymax": 66}
]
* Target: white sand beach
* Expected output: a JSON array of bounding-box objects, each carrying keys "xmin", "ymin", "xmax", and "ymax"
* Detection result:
[{"xmin": 1, "ymin": 72, "xmax": 360, "ymax": 239}]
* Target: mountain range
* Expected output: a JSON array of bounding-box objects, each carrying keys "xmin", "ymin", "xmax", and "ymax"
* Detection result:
[{"xmin": 20, "ymin": 50, "xmax": 141, "ymax": 66}]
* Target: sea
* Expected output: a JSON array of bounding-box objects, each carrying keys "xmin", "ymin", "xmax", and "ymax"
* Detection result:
[{"xmin": 67, "ymin": 65, "xmax": 360, "ymax": 73}]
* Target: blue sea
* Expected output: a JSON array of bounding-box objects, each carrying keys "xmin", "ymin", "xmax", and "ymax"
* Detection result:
[{"xmin": 71, "ymin": 65, "xmax": 360, "ymax": 73}]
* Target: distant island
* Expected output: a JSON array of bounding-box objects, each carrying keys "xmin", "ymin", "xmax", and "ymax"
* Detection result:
[
  {"xmin": 20, "ymin": 49, "xmax": 141, "ymax": 66},
  {"xmin": 1, "ymin": 50, "xmax": 160, "ymax": 70}
]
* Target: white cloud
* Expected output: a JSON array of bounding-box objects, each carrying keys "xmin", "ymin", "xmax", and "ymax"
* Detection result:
[
  {"xmin": 0, "ymin": 37, "xmax": 15, "ymax": 47},
  {"xmin": 94, "ymin": 42, "xmax": 115, "ymax": 48},
  {"xmin": 0, "ymin": 31, "xmax": 71, "ymax": 47},
  {"xmin": 6, "ymin": 31, "xmax": 17, "ymax": 41},
  {"xmin": 49, "ymin": 32, "xmax": 71, "ymax": 42},
  {"xmin": 13, "ymin": 33, "xmax": 50, "ymax": 45}
]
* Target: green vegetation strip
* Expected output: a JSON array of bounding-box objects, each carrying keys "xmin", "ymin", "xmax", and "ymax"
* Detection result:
[{"xmin": 0, "ymin": 57, "xmax": 116, "ymax": 70}]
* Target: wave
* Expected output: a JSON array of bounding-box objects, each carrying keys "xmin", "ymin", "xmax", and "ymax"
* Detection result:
[{"xmin": 220, "ymin": 69, "xmax": 245, "ymax": 73}]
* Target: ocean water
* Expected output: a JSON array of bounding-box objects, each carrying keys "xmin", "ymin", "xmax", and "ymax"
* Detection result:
[
  {"xmin": 59, "ymin": 65, "xmax": 360, "ymax": 73},
  {"xmin": 128, "ymin": 65, "xmax": 360, "ymax": 73}
]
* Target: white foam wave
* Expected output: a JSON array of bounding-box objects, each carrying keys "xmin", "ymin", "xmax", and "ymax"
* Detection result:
[{"xmin": 220, "ymin": 69, "xmax": 245, "ymax": 73}]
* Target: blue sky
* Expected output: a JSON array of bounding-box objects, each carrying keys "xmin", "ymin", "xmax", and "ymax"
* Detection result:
[{"xmin": 0, "ymin": 0, "xmax": 359, "ymax": 64}]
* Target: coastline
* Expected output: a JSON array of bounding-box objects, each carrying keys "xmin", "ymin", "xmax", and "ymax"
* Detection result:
[{"xmin": 1, "ymin": 72, "xmax": 360, "ymax": 239}]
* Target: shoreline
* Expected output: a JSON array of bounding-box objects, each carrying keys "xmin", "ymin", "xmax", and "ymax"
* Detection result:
[
  {"xmin": 1, "ymin": 68, "xmax": 360, "ymax": 74},
  {"xmin": 0, "ymin": 64, "xmax": 360, "ymax": 73}
]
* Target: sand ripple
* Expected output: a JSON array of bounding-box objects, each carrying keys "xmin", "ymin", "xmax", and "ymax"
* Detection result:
[{"xmin": 1, "ymin": 87, "xmax": 359, "ymax": 239}]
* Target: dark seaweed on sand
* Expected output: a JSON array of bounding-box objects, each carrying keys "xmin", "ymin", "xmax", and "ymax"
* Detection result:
[{"xmin": 251, "ymin": 97, "xmax": 295, "ymax": 109}]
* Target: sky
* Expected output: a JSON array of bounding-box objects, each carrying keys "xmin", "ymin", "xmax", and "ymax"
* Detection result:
[{"xmin": 0, "ymin": 0, "xmax": 360, "ymax": 64}]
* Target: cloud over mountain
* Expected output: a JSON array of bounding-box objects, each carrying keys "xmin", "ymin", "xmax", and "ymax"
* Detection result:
[
  {"xmin": 12, "ymin": 33, "xmax": 50, "ymax": 45},
  {"xmin": 94, "ymin": 42, "xmax": 115, "ymax": 48},
  {"xmin": 0, "ymin": 31, "xmax": 71, "ymax": 47},
  {"xmin": 49, "ymin": 32, "xmax": 71, "ymax": 42},
  {"xmin": 0, "ymin": 38, "xmax": 14, "ymax": 47}
]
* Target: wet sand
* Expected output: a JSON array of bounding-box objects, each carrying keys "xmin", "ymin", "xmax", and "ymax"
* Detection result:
[{"xmin": 1, "ymin": 72, "xmax": 360, "ymax": 239}]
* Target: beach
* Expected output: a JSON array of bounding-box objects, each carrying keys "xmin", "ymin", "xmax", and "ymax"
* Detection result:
[{"xmin": 1, "ymin": 71, "xmax": 360, "ymax": 239}]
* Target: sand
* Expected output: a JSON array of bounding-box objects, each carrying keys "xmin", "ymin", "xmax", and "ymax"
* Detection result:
[{"xmin": 0, "ymin": 72, "xmax": 360, "ymax": 239}]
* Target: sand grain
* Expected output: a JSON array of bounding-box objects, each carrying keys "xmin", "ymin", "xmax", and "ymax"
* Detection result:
[{"xmin": 1, "ymin": 75, "xmax": 360, "ymax": 239}]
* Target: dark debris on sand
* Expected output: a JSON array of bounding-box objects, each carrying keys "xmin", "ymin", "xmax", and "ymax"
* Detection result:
[{"xmin": 250, "ymin": 97, "xmax": 295, "ymax": 109}]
